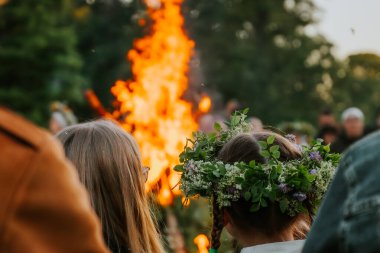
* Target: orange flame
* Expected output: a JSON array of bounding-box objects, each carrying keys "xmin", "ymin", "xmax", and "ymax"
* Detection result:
[
  {"xmin": 198, "ymin": 95, "xmax": 212, "ymax": 113},
  {"xmin": 111, "ymin": 0, "xmax": 197, "ymax": 205},
  {"xmin": 194, "ymin": 234, "xmax": 210, "ymax": 253},
  {"xmin": 181, "ymin": 196, "xmax": 190, "ymax": 207},
  {"xmin": 85, "ymin": 89, "xmax": 113, "ymax": 118}
]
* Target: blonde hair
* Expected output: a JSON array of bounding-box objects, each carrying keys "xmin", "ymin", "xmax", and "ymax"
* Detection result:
[{"xmin": 57, "ymin": 120, "xmax": 165, "ymax": 253}]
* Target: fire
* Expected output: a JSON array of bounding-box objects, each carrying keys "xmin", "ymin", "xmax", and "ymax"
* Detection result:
[
  {"xmin": 181, "ymin": 196, "xmax": 190, "ymax": 207},
  {"xmin": 111, "ymin": 0, "xmax": 198, "ymax": 205},
  {"xmin": 194, "ymin": 234, "xmax": 210, "ymax": 253},
  {"xmin": 198, "ymin": 95, "xmax": 212, "ymax": 113},
  {"xmin": 85, "ymin": 89, "xmax": 112, "ymax": 118},
  {"xmin": 157, "ymin": 174, "xmax": 173, "ymax": 206}
]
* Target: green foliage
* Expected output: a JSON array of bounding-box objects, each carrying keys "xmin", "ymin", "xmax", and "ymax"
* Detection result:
[
  {"xmin": 0, "ymin": 0, "xmax": 85, "ymax": 125},
  {"xmin": 73, "ymin": 0, "xmax": 143, "ymax": 109},
  {"xmin": 331, "ymin": 53, "xmax": 380, "ymax": 123},
  {"xmin": 176, "ymin": 109, "xmax": 341, "ymax": 217},
  {"xmin": 240, "ymin": 137, "xmax": 341, "ymax": 216},
  {"xmin": 175, "ymin": 110, "xmax": 252, "ymax": 171},
  {"xmin": 184, "ymin": 0, "xmax": 338, "ymax": 124},
  {"xmin": 184, "ymin": 0, "xmax": 380, "ymax": 125},
  {"xmin": 2, "ymin": 0, "xmax": 379, "ymax": 128}
]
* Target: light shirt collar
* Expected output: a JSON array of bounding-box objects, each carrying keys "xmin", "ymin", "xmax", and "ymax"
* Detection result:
[{"xmin": 240, "ymin": 240, "xmax": 305, "ymax": 253}]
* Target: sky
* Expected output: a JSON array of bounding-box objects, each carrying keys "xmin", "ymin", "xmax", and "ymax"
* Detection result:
[{"xmin": 313, "ymin": 0, "xmax": 380, "ymax": 59}]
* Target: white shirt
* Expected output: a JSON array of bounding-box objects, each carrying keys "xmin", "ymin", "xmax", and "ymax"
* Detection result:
[{"xmin": 240, "ymin": 240, "xmax": 305, "ymax": 253}]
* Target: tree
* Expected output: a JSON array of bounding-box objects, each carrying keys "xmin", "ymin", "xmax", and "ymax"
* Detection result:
[
  {"xmin": 184, "ymin": 0, "xmax": 338, "ymax": 125},
  {"xmin": 73, "ymin": 0, "xmax": 143, "ymax": 109},
  {"xmin": 331, "ymin": 53, "xmax": 380, "ymax": 123},
  {"xmin": 0, "ymin": 0, "xmax": 84, "ymax": 125}
]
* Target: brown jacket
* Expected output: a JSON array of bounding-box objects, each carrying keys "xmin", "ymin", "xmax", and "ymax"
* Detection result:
[{"xmin": 0, "ymin": 108, "xmax": 110, "ymax": 253}]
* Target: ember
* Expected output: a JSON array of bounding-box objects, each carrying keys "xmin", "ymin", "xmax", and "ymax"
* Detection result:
[{"xmin": 194, "ymin": 234, "xmax": 210, "ymax": 253}]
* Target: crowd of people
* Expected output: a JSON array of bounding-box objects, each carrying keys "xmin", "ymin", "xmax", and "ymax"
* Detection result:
[
  {"xmin": 316, "ymin": 107, "xmax": 378, "ymax": 153},
  {"xmin": 200, "ymin": 101, "xmax": 380, "ymax": 155},
  {"xmin": 1, "ymin": 103, "xmax": 380, "ymax": 253}
]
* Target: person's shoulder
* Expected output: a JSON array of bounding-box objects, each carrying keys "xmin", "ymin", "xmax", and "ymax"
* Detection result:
[
  {"xmin": 0, "ymin": 108, "xmax": 110, "ymax": 253},
  {"xmin": 0, "ymin": 107, "xmax": 54, "ymax": 150},
  {"xmin": 344, "ymin": 130, "xmax": 380, "ymax": 156}
]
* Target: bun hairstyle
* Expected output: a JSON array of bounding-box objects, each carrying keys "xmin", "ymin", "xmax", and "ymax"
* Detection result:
[
  {"xmin": 210, "ymin": 132, "xmax": 311, "ymax": 249},
  {"xmin": 57, "ymin": 120, "xmax": 165, "ymax": 253}
]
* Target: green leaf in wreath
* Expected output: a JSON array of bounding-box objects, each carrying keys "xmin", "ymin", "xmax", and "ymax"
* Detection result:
[
  {"xmin": 179, "ymin": 153, "xmax": 186, "ymax": 163},
  {"xmin": 231, "ymin": 115, "xmax": 239, "ymax": 126},
  {"xmin": 260, "ymin": 198, "xmax": 268, "ymax": 207},
  {"xmin": 208, "ymin": 132, "xmax": 217, "ymax": 141},
  {"xmin": 236, "ymin": 177, "xmax": 245, "ymax": 184},
  {"xmin": 279, "ymin": 199, "xmax": 289, "ymax": 213},
  {"xmin": 250, "ymin": 203, "xmax": 260, "ymax": 212},
  {"xmin": 249, "ymin": 160, "xmax": 256, "ymax": 167},
  {"xmin": 212, "ymin": 170, "xmax": 220, "ymax": 177},
  {"xmin": 244, "ymin": 191, "xmax": 251, "ymax": 201},
  {"xmin": 267, "ymin": 189, "xmax": 277, "ymax": 201},
  {"xmin": 174, "ymin": 164, "xmax": 184, "ymax": 172},
  {"xmin": 269, "ymin": 145, "xmax": 280, "ymax": 153},
  {"xmin": 260, "ymin": 150, "xmax": 271, "ymax": 158},
  {"xmin": 258, "ymin": 141, "xmax": 268, "ymax": 149},
  {"xmin": 267, "ymin": 135, "xmax": 275, "ymax": 145},
  {"xmin": 272, "ymin": 151, "xmax": 281, "ymax": 159},
  {"xmin": 214, "ymin": 122, "xmax": 222, "ymax": 131}
]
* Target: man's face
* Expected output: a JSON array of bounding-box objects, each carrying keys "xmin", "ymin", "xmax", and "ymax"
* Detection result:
[
  {"xmin": 319, "ymin": 114, "xmax": 335, "ymax": 127},
  {"xmin": 343, "ymin": 117, "xmax": 364, "ymax": 138},
  {"xmin": 323, "ymin": 133, "xmax": 337, "ymax": 144}
]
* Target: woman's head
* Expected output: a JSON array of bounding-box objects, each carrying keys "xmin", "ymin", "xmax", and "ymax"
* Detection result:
[
  {"xmin": 56, "ymin": 120, "xmax": 164, "ymax": 253},
  {"xmin": 214, "ymin": 132, "xmax": 310, "ymax": 247}
]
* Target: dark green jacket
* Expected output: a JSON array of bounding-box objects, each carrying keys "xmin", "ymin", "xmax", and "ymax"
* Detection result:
[{"xmin": 303, "ymin": 130, "xmax": 380, "ymax": 253}]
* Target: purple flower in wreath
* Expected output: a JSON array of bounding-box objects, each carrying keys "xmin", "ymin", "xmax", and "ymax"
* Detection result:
[
  {"xmin": 293, "ymin": 192, "xmax": 307, "ymax": 202},
  {"xmin": 309, "ymin": 151, "xmax": 322, "ymax": 161},
  {"xmin": 185, "ymin": 161, "xmax": 197, "ymax": 173},
  {"xmin": 285, "ymin": 134, "xmax": 296, "ymax": 143},
  {"xmin": 278, "ymin": 183, "xmax": 291, "ymax": 193},
  {"xmin": 227, "ymin": 186, "xmax": 238, "ymax": 195},
  {"xmin": 309, "ymin": 169, "xmax": 317, "ymax": 175}
]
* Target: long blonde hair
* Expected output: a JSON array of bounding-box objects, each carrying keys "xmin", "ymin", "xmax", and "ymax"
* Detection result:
[{"xmin": 57, "ymin": 120, "xmax": 165, "ymax": 253}]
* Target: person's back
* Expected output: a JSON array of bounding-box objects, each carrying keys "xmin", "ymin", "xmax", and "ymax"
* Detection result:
[
  {"xmin": 0, "ymin": 108, "xmax": 109, "ymax": 253},
  {"xmin": 303, "ymin": 130, "xmax": 380, "ymax": 253}
]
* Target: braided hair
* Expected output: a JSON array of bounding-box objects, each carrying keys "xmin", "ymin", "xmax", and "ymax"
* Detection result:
[{"xmin": 210, "ymin": 194, "xmax": 224, "ymax": 250}]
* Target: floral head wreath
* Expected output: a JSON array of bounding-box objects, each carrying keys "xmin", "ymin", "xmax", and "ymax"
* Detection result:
[{"xmin": 175, "ymin": 109, "xmax": 341, "ymax": 217}]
